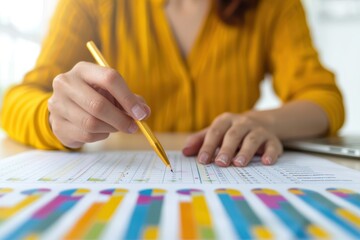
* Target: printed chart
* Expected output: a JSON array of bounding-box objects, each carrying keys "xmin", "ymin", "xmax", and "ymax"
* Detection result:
[
  {"xmin": 1, "ymin": 151, "xmax": 360, "ymax": 239},
  {"xmin": 0, "ymin": 151, "xmax": 359, "ymax": 184},
  {"xmin": 0, "ymin": 186, "xmax": 359, "ymax": 239}
]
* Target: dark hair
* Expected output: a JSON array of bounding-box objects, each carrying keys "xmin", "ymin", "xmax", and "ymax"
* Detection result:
[{"xmin": 216, "ymin": 0, "xmax": 259, "ymax": 25}]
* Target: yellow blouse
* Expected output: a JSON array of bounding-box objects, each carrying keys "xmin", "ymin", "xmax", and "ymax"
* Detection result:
[{"xmin": 1, "ymin": 0, "xmax": 345, "ymax": 150}]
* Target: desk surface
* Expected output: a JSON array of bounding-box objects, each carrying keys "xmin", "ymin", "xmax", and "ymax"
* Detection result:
[{"xmin": 1, "ymin": 132, "xmax": 360, "ymax": 171}]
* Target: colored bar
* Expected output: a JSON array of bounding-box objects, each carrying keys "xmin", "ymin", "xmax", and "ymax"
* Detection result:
[
  {"xmin": 5, "ymin": 188, "xmax": 89, "ymax": 240},
  {"xmin": 0, "ymin": 188, "xmax": 12, "ymax": 198},
  {"xmin": 177, "ymin": 189, "xmax": 216, "ymax": 240},
  {"xmin": 290, "ymin": 188, "xmax": 360, "ymax": 238},
  {"xmin": 327, "ymin": 188, "xmax": 360, "ymax": 208},
  {"xmin": 215, "ymin": 189, "xmax": 272, "ymax": 239},
  {"xmin": 253, "ymin": 188, "xmax": 329, "ymax": 239},
  {"xmin": 0, "ymin": 189, "xmax": 50, "ymax": 224},
  {"xmin": 124, "ymin": 189, "xmax": 166, "ymax": 240},
  {"xmin": 64, "ymin": 188, "xmax": 128, "ymax": 239}
]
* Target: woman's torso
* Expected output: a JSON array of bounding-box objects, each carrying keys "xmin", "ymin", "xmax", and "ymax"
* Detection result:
[{"xmin": 97, "ymin": 0, "xmax": 270, "ymax": 131}]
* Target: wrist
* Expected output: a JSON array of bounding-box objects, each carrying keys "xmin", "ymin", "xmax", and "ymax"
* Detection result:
[{"xmin": 243, "ymin": 110, "xmax": 278, "ymax": 136}]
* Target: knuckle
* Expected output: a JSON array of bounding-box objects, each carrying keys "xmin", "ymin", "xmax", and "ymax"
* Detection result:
[
  {"xmin": 226, "ymin": 127, "xmax": 241, "ymax": 138},
  {"xmin": 73, "ymin": 61, "xmax": 87, "ymax": 71},
  {"xmin": 215, "ymin": 112, "xmax": 232, "ymax": 123},
  {"xmin": 247, "ymin": 134, "xmax": 260, "ymax": 145},
  {"xmin": 47, "ymin": 97, "xmax": 56, "ymax": 112},
  {"xmin": 81, "ymin": 116, "xmax": 99, "ymax": 132},
  {"xmin": 208, "ymin": 127, "xmax": 223, "ymax": 138},
  {"xmin": 102, "ymin": 68, "xmax": 119, "ymax": 85},
  {"xmin": 52, "ymin": 74, "xmax": 67, "ymax": 90},
  {"xmin": 253, "ymin": 127, "xmax": 267, "ymax": 136},
  {"xmin": 88, "ymin": 98, "xmax": 105, "ymax": 115},
  {"xmin": 220, "ymin": 112, "xmax": 232, "ymax": 119},
  {"xmin": 80, "ymin": 131, "xmax": 95, "ymax": 143},
  {"xmin": 238, "ymin": 116, "xmax": 252, "ymax": 126}
]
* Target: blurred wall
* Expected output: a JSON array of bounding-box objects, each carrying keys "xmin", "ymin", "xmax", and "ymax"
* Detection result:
[{"xmin": 257, "ymin": 0, "xmax": 360, "ymax": 135}]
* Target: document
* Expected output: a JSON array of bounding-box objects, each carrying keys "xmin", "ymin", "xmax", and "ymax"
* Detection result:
[
  {"xmin": 0, "ymin": 151, "xmax": 359, "ymax": 184},
  {"xmin": 0, "ymin": 151, "xmax": 359, "ymax": 239}
]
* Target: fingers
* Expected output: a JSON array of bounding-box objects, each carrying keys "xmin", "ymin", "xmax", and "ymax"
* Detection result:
[
  {"xmin": 72, "ymin": 62, "xmax": 150, "ymax": 120},
  {"xmin": 260, "ymin": 139, "xmax": 283, "ymax": 166},
  {"xmin": 194, "ymin": 114, "xmax": 283, "ymax": 168},
  {"xmin": 232, "ymin": 130, "xmax": 268, "ymax": 167},
  {"xmin": 197, "ymin": 115, "xmax": 232, "ymax": 165},
  {"xmin": 48, "ymin": 96, "xmax": 119, "ymax": 134},
  {"xmin": 50, "ymin": 117, "xmax": 110, "ymax": 149},
  {"xmin": 214, "ymin": 125, "xmax": 249, "ymax": 167},
  {"xmin": 49, "ymin": 61, "xmax": 150, "ymax": 147},
  {"xmin": 232, "ymin": 132, "xmax": 283, "ymax": 167},
  {"xmin": 182, "ymin": 129, "xmax": 207, "ymax": 156},
  {"xmin": 54, "ymin": 74, "xmax": 138, "ymax": 133}
]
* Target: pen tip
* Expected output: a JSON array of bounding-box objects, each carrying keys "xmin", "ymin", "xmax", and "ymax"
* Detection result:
[{"xmin": 170, "ymin": 168, "xmax": 174, "ymax": 173}]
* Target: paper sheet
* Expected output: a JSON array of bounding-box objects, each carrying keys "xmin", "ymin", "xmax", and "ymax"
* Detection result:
[
  {"xmin": 0, "ymin": 151, "xmax": 359, "ymax": 184},
  {"xmin": 0, "ymin": 151, "xmax": 360, "ymax": 239}
]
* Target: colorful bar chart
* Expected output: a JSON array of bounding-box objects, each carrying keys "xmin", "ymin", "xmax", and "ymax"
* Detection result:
[
  {"xmin": 0, "ymin": 188, "xmax": 50, "ymax": 225},
  {"xmin": 124, "ymin": 189, "xmax": 166, "ymax": 239},
  {"xmin": 290, "ymin": 188, "xmax": 360, "ymax": 238},
  {"xmin": 0, "ymin": 188, "xmax": 12, "ymax": 198},
  {"xmin": 4, "ymin": 188, "xmax": 89, "ymax": 240},
  {"xmin": 253, "ymin": 188, "xmax": 329, "ymax": 239},
  {"xmin": 327, "ymin": 188, "xmax": 360, "ymax": 208},
  {"xmin": 64, "ymin": 188, "xmax": 128, "ymax": 239},
  {"xmin": 177, "ymin": 189, "xmax": 216, "ymax": 240},
  {"xmin": 215, "ymin": 188, "xmax": 272, "ymax": 239}
]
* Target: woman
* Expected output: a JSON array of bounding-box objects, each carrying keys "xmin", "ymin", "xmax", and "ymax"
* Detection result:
[{"xmin": 1, "ymin": 0, "xmax": 345, "ymax": 167}]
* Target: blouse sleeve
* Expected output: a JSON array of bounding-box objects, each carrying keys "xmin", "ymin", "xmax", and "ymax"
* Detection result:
[
  {"xmin": 1, "ymin": 0, "xmax": 99, "ymax": 149},
  {"xmin": 268, "ymin": 0, "xmax": 345, "ymax": 135}
]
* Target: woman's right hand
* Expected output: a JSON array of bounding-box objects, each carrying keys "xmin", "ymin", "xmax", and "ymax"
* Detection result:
[{"xmin": 48, "ymin": 61, "xmax": 151, "ymax": 149}]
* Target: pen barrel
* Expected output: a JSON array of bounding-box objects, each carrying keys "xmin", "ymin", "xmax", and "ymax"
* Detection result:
[
  {"xmin": 136, "ymin": 121, "xmax": 171, "ymax": 166},
  {"xmin": 86, "ymin": 40, "xmax": 172, "ymax": 170}
]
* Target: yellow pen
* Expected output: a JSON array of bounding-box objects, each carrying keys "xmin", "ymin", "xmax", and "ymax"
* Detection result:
[{"xmin": 86, "ymin": 41, "xmax": 173, "ymax": 172}]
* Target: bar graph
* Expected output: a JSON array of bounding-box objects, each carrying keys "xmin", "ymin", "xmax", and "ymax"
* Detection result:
[
  {"xmin": 327, "ymin": 188, "xmax": 360, "ymax": 208},
  {"xmin": 4, "ymin": 188, "xmax": 89, "ymax": 240},
  {"xmin": 290, "ymin": 188, "xmax": 360, "ymax": 238},
  {"xmin": 0, "ymin": 186, "xmax": 359, "ymax": 239},
  {"xmin": 0, "ymin": 188, "xmax": 50, "ymax": 225},
  {"xmin": 253, "ymin": 188, "xmax": 329, "ymax": 239},
  {"xmin": 177, "ymin": 189, "xmax": 216, "ymax": 239},
  {"xmin": 215, "ymin": 188, "xmax": 272, "ymax": 239},
  {"xmin": 124, "ymin": 189, "xmax": 166, "ymax": 239},
  {"xmin": 64, "ymin": 188, "xmax": 128, "ymax": 239}
]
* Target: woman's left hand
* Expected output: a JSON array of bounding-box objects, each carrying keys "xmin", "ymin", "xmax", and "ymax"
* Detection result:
[{"xmin": 182, "ymin": 112, "xmax": 283, "ymax": 167}]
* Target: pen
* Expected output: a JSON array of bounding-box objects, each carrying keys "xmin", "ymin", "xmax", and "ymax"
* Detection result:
[{"xmin": 86, "ymin": 41, "xmax": 174, "ymax": 172}]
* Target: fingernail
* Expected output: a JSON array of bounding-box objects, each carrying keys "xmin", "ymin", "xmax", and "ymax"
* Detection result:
[
  {"xmin": 216, "ymin": 154, "xmax": 229, "ymax": 166},
  {"xmin": 128, "ymin": 122, "xmax": 138, "ymax": 133},
  {"xmin": 198, "ymin": 152, "xmax": 209, "ymax": 164},
  {"xmin": 234, "ymin": 156, "xmax": 246, "ymax": 166},
  {"xmin": 264, "ymin": 156, "xmax": 272, "ymax": 165},
  {"xmin": 132, "ymin": 104, "xmax": 147, "ymax": 120}
]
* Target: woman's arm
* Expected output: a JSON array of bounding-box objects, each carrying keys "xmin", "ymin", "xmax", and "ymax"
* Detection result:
[
  {"xmin": 1, "ymin": 0, "xmax": 99, "ymax": 150},
  {"xmin": 183, "ymin": 0, "xmax": 345, "ymax": 167},
  {"xmin": 245, "ymin": 100, "xmax": 329, "ymax": 140},
  {"xmin": 182, "ymin": 100, "xmax": 330, "ymax": 168}
]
